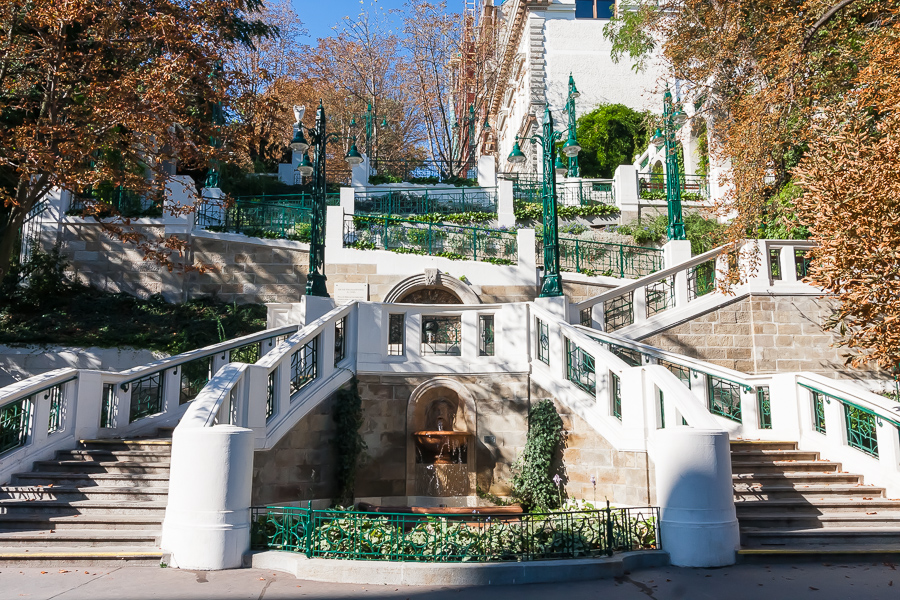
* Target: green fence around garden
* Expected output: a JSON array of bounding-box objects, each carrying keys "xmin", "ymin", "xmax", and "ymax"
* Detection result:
[
  {"xmin": 345, "ymin": 214, "xmax": 517, "ymax": 265},
  {"xmin": 536, "ymin": 236, "xmax": 664, "ymax": 279},
  {"xmin": 354, "ymin": 187, "xmax": 498, "ymax": 216},
  {"xmin": 250, "ymin": 505, "xmax": 660, "ymax": 562},
  {"xmin": 637, "ymin": 173, "xmax": 708, "ymax": 200},
  {"xmin": 503, "ymin": 175, "xmax": 615, "ymax": 206},
  {"xmin": 197, "ymin": 199, "xmax": 314, "ymax": 241}
]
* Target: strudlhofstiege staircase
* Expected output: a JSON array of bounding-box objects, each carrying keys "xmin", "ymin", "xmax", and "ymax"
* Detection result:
[
  {"xmin": 0, "ymin": 433, "xmax": 171, "ymax": 567},
  {"xmin": 731, "ymin": 440, "xmax": 900, "ymax": 558}
]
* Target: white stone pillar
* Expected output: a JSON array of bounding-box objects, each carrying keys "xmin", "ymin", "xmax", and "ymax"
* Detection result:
[
  {"xmin": 649, "ymin": 428, "xmax": 739, "ymax": 567},
  {"xmin": 324, "ymin": 204, "xmax": 345, "ymax": 268},
  {"xmin": 613, "ymin": 164, "xmax": 639, "ymax": 221},
  {"xmin": 516, "ymin": 228, "xmax": 536, "ymax": 279},
  {"xmin": 497, "ymin": 179, "xmax": 515, "ymax": 227},
  {"xmin": 477, "ymin": 155, "xmax": 497, "ymax": 188},
  {"xmin": 161, "ymin": 425, "xmax": 254, "ymax": 570},
  {"xmin": 663, "ymin": 240, "xmax": 692, "ymax": 308}
]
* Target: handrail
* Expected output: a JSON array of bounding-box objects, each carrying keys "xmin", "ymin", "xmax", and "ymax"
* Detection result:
[
  {"xmin": 798, "ymin": 375, "xmax": 900, "ymax": 428},
  {"xmin": 0, "ymin": 369, "xmax": 79, "ymax": 408},
  {"xmin": 257, "ymin": 303, "xmax": 352, "ymax": 371},
  {"xmin": 643, "ymin": 365, "xmax": 721, "ymax": 429},
  {"xmin": 178, "ymin": 363, "xmax": 249, "ymax": 429}
]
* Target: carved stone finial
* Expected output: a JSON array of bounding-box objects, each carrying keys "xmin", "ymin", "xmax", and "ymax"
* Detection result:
[{"xmin": 293, "ymin": 105, "xmax": 305, "ymax": 124}]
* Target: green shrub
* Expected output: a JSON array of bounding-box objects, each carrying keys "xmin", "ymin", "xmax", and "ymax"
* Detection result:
[{"xmin": 510, "ymin": 399, "xmax": 566, "ymax": 511}]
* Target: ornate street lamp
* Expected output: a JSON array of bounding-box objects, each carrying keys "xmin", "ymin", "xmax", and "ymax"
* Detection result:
[
  {"xmin": 565, "ymin": 74, "xmax": 581, "ymax": 177},
  {"xmin": 507, "ymin": 105, "xmax": 579, "ymax": 298},
  {"xmin": 655, "ymin": 87, "xmax": 687, "ymax": 241},
  {"xmin": 350, "ymin": 102, "xmax": 389, "ymax": 168},
  {"xmin": 294, "ymin": 100, "xmax": 361, "ymax": 297}
]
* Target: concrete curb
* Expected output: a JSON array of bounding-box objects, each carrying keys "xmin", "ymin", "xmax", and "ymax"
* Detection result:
[{"xmin": 246, "ymin": 550, "xmax": 669, "ymax": 586}]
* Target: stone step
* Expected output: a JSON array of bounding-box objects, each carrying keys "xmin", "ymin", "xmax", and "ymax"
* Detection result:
[
  {"xmin": 0, "ymin": 486, "xmax": 168, "ymax": 502},
  {"xmin": 733, "ymin": 483, "xmax": 885, "ymax": 500},
  {"xmin": 0, "ymin": 530, "xmax": 160, "ymax": 548},
  {"xmin": 737, "ymin": 512, "xmax": 900, "ymax": 529},
  {"xmin": 11, "ymin": 472, "xmax": 170, "ymax": 488},
  {"xmin": 735, "ymin": 498, "xmax": 900, "ymax": 514},
  {"xmin": 733, "ymin": 472, "xmax": 863, "ymax": 485},
  {"xmin": 0, "ymin": 501, "xmax": 167, "ymax": 516},
  {"xmin": 731, "ymin": 450, "xmax": 820, "ymax": 462},
  {"xmin": 78, "ymin": 439, "xmax": 172, "ymax": 453},
  {"xmin": 741, "ymin": 527, "xmax": 900, "ymax": 548},
  {"xmin": 55, "ymin": 449, "xmax": 172, "ymax": 463},
  {"xmin": 32, "ymin": 461, "xmax": 170, "ymax": 475},
  {"xmin": 0, "ymin": 514, "xmax": 162, "ymax": 531},
  {"xmin": 730, "ymin": 460, "xmax": 840, "ymax": 473},
  {"xmin": 0, "ymin": 547, "xmax": 163, "ymax": 567},
  {"xmin": 730, "ymin": 441, "xmax": 798, "ymax": 451}
]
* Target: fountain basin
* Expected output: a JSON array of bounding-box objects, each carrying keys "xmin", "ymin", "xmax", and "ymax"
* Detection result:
[{"xmin": 413, "ymin": 431, "xmax": 470, "ymax": 464}]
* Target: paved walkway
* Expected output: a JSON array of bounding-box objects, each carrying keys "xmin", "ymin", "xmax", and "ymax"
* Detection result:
[{"xmin": 1, "ymin": 562, "xmax": 898, "ymax": 600}]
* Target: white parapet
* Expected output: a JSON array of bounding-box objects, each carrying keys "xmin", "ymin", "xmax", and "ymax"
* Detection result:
[
  {"xmin": 161, "ymin": 425, "xmax": 254, "ymax": 570},
  {"xmin": 648, "ymin": 428, "xmax": 739, "ymax": 567}
]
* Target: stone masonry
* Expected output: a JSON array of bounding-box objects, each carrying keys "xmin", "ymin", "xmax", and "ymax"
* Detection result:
[{"xmin": 641, "ymin": 294, "xmax": 882, "ymax": 379}]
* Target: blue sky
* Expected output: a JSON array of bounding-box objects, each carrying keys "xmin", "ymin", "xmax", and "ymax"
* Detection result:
[{"xmin": 292, "ymin": 0, "xmax": 444, "ymax": 42}]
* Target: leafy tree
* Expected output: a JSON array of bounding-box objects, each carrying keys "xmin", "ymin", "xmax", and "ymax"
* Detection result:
[
  {"xmin": 575, "ymin": 104, "xmax": 648, "ymax": 178},
  {"xmin": 0, "ymin": 0, "xmax": 272, "ymax": 279}
]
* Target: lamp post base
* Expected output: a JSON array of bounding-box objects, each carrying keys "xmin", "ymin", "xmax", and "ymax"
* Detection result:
[
  {"xmin": 305, "ymin": 274, "xmax": 329, "ymax": 298},
  {"xmin": 538, "ymin": 274, "xmax": 564, "ymax": 298}
]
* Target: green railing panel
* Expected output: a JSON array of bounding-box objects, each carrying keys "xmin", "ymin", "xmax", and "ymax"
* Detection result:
[
  {"xmin": 346, "ymin": 215, "xmax": 517, "ymax": 265},
  {"xmin": 180, "ymin": 356, "xmax": 212, "ymax": 405},
  {"xmin": 479, "ymin": 315, "xmax": 495, "ymax": 357},
  {"xmin": 355, "ymin": 188, "xmax": 497, "ymax": 215},
  {"xmin": 129, "ymin": 371, "xmax": 164, "ymax": 423},
  {"xmin": 795, "ymin": 249, "xmax": 812, "ymax": 279},
  {"xmin": 707, "ymin": 375, "xmax": 742, "ymax": 423},
  {"xmin": 46, "ymin": 384, "xmax": 63, "ymax": 434},
  {"xmin": 658, "ymin": 390, "xmax": 666, "ymax": 429},
  {"xmin": 646, "ymin": 276, "xmax": 675, "ymax": 318},
  {"xmin": 0, "ymin": 397, "xmax": 31, "ymax": 455},
  {"xmin": 604, "ymin": 292, "xmax": 634, "ymax": 332},
  {"xmin": 812, "ymin": 391, "xmax": 827, "ymax": 434},
  {"xmin": 611, "ymin": 372, "xmax": 623, "ymax": 420},
  {"xmin": 506, "ymin": 175, "xmax": 615, "ymax": 206},
  {"xmin": 290, "ymin": 337, "xmax": 318, "ymax": 395},
  {"xmin": 231, "ymin": 342, "xmax": 261, "ymax": 364},
  {"xmin": 566, "ymin": 338, "xmax": 596, "ymax": 395},
  {"xmin": 388, "ymin": 314, "xmax": 405, "ymax": 356},
  {"xmin": 845, "ymin": 404, "xmax": 878, "ymax": 457},
  {"xmin": 688, "ymin": 260, "xmax": 716, "ymax": 301},
  {"xmin": 609, "ymin": 343, "xmax": 642, "ymax": 367},
  {"xmin": 638, "ymin": 172, "xmax": 709, "ymax": 200},
  {"xmin": 757, "ymin": 386, "xmax": 772, "ymax": 430},
  {"xmin": 768, "ymin": 249, "xmax": 782, "ymax": 281},
  {"xmin": 100, "ymin": 383, "xmax": 115, "ymax": 428},
  {"xmin": 537, "ymin": 318, "xmax": 550, "ymax": 365},
  {"xmin": 251, "ymin": 506, "xmax": 660, "ymax": 561},
  {"xmin": 421, "ymin": 315, "xmax": 462, "ymax": 356},
  {"xmin": 334, "ymin": 317, "xmax": 347, "ymax": 366},
  {"xmin": 198, "ymin": 199, "xmax": 314, "ymax": 241},
  {"xmin": 536, "ymin": 236, "xmax": 663, "ymax": 279},
  {"xmin": 266, "ymin": 372, "xmax": 276, "ymax": 421},
  {"xmin": 659, "ymin": 359, "xmax": 691, "ymax": 389}
]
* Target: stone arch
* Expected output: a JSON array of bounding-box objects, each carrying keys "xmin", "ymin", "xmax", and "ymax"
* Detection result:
[{"xmin": 383, "ymin": 269, "xmax": 481, "ymax": 305}]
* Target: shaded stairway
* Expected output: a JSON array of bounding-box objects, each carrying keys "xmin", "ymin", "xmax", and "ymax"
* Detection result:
[
  {"xmin": 0, "ymin": 434, "xmax": 171, "ymax": 566},
  {"xmin": 731, "ymin": 440, "xmax": 900, "ymax": 557}
]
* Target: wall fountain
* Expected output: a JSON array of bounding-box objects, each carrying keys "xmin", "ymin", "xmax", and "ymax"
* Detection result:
[{"xmin": 412, "ymin": 396, "xmax": 473, "ymax": 497}]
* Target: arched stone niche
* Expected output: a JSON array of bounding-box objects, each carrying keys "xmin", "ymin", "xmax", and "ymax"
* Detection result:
[
  {"xmin": 405, "ymin": 378, "xmax": 477, "ymax": 497},
  {"xmin": 384, "ymin": 269, "xmax": 481, "ymax": 305}
]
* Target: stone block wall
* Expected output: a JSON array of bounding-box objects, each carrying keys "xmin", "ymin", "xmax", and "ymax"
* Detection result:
[
  {"xmin": 250, "ymin": 374, "xmax": 654, "ymax": 507},
  {"xmin": 641, "ymin": 294, "xmax": 882, "ymax": 378}
]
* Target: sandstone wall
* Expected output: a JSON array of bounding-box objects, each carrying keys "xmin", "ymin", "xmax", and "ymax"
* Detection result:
[{"xmin": 640, "ymin": 294, "xmax": 881, "ymax": 379}]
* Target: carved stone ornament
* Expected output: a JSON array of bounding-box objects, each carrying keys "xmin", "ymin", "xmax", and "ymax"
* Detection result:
[
  {"xmin": 424, "ymin": 268, "xmax": 440, "ymax": 286},
  {"xmin": 293, "ymin": 105, "xmax": 305, "ymax": 124}
]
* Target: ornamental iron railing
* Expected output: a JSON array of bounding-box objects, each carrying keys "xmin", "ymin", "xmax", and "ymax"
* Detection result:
[
  {"xmin": 0, "ymin": 397, "xmax": 30, "ymax": 455},
  {"xmin": 707, "ymin": 376, "xmax": 742, "ymax": 423},
  {"xmin": 266, "ymin": 373, "xmax": 276, "ymax": 421},
  {"xmin": 637, "ymin": 172, "xmax": 708, "ymax": 200},
  {"xmin": 388, "ymin": 314, "xmax": 405, "ymax": 356},
  {"xmin": 250, "ymin": 505, "xmax": 660, "ymax": 562},
  {"xmin": 197, "ymin": 198, "xmax": 315, "ymax": 241},
  {"xmin": 687, "ymin": 261, "xmax": 716, "ymax": 301},
  {"xmin": 611, "ymin": 372, "xmax": 622, "ymax": 420},
  {"xmin": 503, "ymin": 174, "xmax": 615, "ymax": 206},
  {"xmin": 355, "ymin": 188, "xmax": 498, "ymax": 216},
  {"xmin": 646, "ymin": 276, "xmax": 675, "ymax": 318},
  {"xmin": 180, "ymin": 356, "xmax": 213, "ymax": 405},
  {"xmin": 345, "ymin": 215, "xmax": 517, "ymax": 265},
  {"xmin": 231, "ymin": 342, "xmax": 261, "ymax": 365},
  {"xmin": 844, "ymin": 404, "xmax": 879, "ymax": 457},
  {"xmin": 757, "ymin": 386, "xmax": 772, "ymax": 430},
  {"xmin": 537, "ymin": 319, "xmax": 550, "ymax": 365},
  {"xmin": 421, "ymin": 316, "xmax": 462, "ymax": 356},
  {"xmin": 370, "ymin": 158, "xmax": 476, "ymax": 183},
  {"xmin": 536, "ymin": 237, "xmax": 664, "ymax": 279},
  {"xmin": 128, "ymin": 372, "xmax": 164, "ymax": 423},
  {"xmin": 69, "ymin": 186, "xmax": 161, "ymax": 218},
  {"xmin": 566, "ymin": 338, "xmax": 596, "ymax": 395},
  {"xmin": 812, "ymin": 391, "xmax": 827, "ymax": 434},
  {"xmin": 334, "ymin": 317, "xmax": 347, "ymax": 366},
  {"xmin": 290, "ymin": 337, "xmax": 318, "ymax": 394},
  {"xmin": 100, "ymin": 383, "xmax": 115, "ymax": 428},
  {"xmin": 604, "ymin": 293, "xmax": 634, "ymax": 332},
  {"xmin": 46, "ymin": 384, "xmax": 64, "ymax": 434},
  {"xmin": 658, "ymin": 359, "xmax": 691, "ymax": 388},
  {"xmin": 479, "ymin": 315, "xmax": 495, "ymax": 357}
]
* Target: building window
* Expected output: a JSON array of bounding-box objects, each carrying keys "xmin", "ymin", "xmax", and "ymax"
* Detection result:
[
  {"xmin": 576, "ymin": 0, "xmax": 615, "ymax": 19},
  {"xmin": 388, "ymin": 313, "xmax": 405, "ymax": 356},
  {"xmin": 479, "ymin": 314, "xmax": 495, "ymax": 356}
]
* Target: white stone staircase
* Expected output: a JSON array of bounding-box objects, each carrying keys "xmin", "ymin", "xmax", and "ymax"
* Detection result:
[
  {"xmin": 0, "ymin": 433, "xmax": 171, "ymax": 566},
  {"xmin": 731, "ymin": 440, "xmax": 900, "ymax": 558}
]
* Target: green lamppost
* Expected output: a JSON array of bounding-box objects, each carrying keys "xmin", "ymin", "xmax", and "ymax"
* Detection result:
[
  {"xmin": 350, "ymin": 103, "xmax": 388, "ymax": 165},
  {"xmin": 650, "ymin": 87, "xmax": 688, "ymax": 241},
  {"xmin": 205, "ymin": 62, "xmax": 225, "ymax": 188},
  {"xmin": 507, "ymin": 105, "xmax": 581, "ymax": 297},
  {"xmin": 565, "ymin": 74, "xmax": 580, "ymax": 178},
  {"xmin": 292, "ymin": 101, "xmax": 364, "ymax": 297}
]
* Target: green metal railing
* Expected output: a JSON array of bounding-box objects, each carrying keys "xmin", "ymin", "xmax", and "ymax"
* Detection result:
[
  {"xmin": 646, "ymin": 276, "xmax": 675, "ymax": 318},
  {"xmin": 46, "ymin": 384, "xmax": 63, "ymax": 433},
  {"xmin": 479, "ymin": 315, "xmax": 494, "ymax": 357},
  {"xmin": 345, "ymin": 215, "xmax": 517, "ymax": 265},
  {"xmin": 536, "ymin": 237, "xmax": 663, "ymax": 279},
  {"xmin": 266, "ymin": 373, "xmax": 276, "ymax": 421},
  {"xmin": 845, "ymin": 404, "xmax": 878, "ymax": 457},
  {"xmin": 250, "ymin": 505, "xmax": 660, "ymax": 562},
  {"xmin": 128, "ymin": 372, "xmax": 164, "ymax": 423},
  {"xmin": 812, "ymin": 391, "xmax": 827, "ymax": 434},
  {"xmin": 688, "ymin": 261, "xmax": 716, "ymax": 301},
  {"xmin": 659, "ymin": 359, "xmax": 691, "ymax": 388},
  {"xmin": 197, "ymin": 199, "xmax": 314, "ymax": 241},
  {"xmin": 566, "ymin": 338, "xmax": 596, "ymax": 395},
  {"xmin": 536, "ymin": 318, "xmax": 550, "ymax": 365},
  {"xmin": 355, "ymin": 188, "xmax": 498, "ymax": 216},
  {"xmin": 611, "ymin": 372, "xmax": 622, "ymax": 420},
  {"xmin": 180, "ymin": 357, "xmax": 212, "ymax": 405},
  {"xmin": 100, "ymin": 383, "xmax": 115, "ymax": 428},
  {"xmin": 421, "ymin": 315, "xmax": 462, "ymax": 356},
  {"xmin": 707, "ymin": 376, "xmax": 742, "ymax": 423},
  {"xmin": 290, "ymin": 337, "xmax": 318, "ymax": 394},
  {"xmin": 0, "ymin": 397, "xmax": 31, "ymax": 455},
  {"xmin": 604, "ymin": 292, "xmax": 634, "ymax": 332},
  {"xmin": 505, "ymin": 175, "xmax": 615, "ymax": 206},
  {"xmin": 638, "ymin": 173, "xmax": 709, "ymax": 199},
  {"xmin": 69, "ymin": 186, "xmax": 161, "ymax": 218},
  {"xmin": 757, "ymin": 386, "xmax": 772, "ymax": 430}
]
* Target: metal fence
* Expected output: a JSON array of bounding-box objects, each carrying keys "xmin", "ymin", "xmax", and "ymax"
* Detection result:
[
  {"xmin": 355, "ymin": 188, "xmax": 498, "ymax": 216},
  {"xmin": 68, "ymin": 187, "xmax": 160, "ymax": 218},
  {"xmin": 196, "ymin": 199, "xmax": 314, "ymax": 241},
  {"xmin": 345, "ymin": 215, "xmax": 517, "ymax": 265},
  {"xmin": 501, "ymin": 174, "xmax": 615, "ymax": 206},
  {"xmin": 535, "ymin": 237, "xmax": 664, "ymax": 279},
  {"xmin": 637, "ymin": 173, "xmax": 708, "ymax": 199},
  {"xmin": 371, "ymin": 159, "xmax": 476, "ymax": 182},
  {"xmin": 250, "ymin": 505, "xmax": 660, "ymax": 562}
]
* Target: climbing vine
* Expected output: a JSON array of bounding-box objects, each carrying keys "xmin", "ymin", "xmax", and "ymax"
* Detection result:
[
  {"xmin": 331, "ymin": 378, "xmax": 367, "ymax": 506},
  {"xmin": 510, "ymin": 399, "xmax": 566, "ymax": 511}
]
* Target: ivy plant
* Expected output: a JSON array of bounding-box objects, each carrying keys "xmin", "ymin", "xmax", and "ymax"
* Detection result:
[
  {"xmin": 331, "ymin": 378, "xmax": 367, "ymax": 506},
  {"xmin": 510, "ymin": 399, "xmax": 566, "ymax": 511}
]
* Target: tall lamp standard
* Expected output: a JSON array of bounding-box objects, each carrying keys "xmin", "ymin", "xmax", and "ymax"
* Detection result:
[
  {"xmin": 291, "ymin": 101, "xmax": 364, "ymax": 297},
  {"xmin": 507, "ymin": 105, "xmax": 580, "ymax": 298},
  {"xmin": 650, "ymin": 87, "xmax": 688, "ymax": 241},
  {"xmin": 349, "ymin": 102, "xmax": 388, "ymax": 167},
  {"xmin": 565, "ymin": 74, "xmax": 580, "ymax": 178}
]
